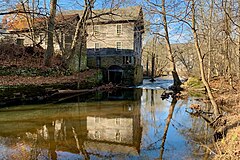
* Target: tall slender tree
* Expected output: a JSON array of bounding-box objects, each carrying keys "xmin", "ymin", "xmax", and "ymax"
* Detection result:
[
  {"xmin": 161, "ymin": 0, "xmax": 182, "ymax": 89},
  {"xmin": 191, "ymin": 0, "xmax": 219, "ymax": 116},
  {"xmin": 44, "ymin": 0, "xmax": 57, "ymax": 67},
  {"xmin": 238, "ymin": 0, "xmax": 240, "ymax": 78}
]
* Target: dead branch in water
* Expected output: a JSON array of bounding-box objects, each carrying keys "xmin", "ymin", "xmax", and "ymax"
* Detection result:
[{"xmin": 51, "ymin": 83, "xmax": 114, "ymax": 96}]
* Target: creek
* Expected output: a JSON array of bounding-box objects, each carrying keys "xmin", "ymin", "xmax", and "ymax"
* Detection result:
[{"xmin": 0, "ymin": 77, "xmax": 213, "ymax": 160}]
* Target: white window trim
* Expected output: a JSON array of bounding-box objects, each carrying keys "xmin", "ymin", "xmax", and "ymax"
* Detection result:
[
  {"xmin": 116, "ymin": 41, "xmax": 122, "ymax": 51},
  {"xmin": 123, "ymin": 56, "xmax": 134, "ymax": 65},
  {"xmin": 94, "ymin": 42, "xmax": 100, "ymax": 51},
  {"xmin": 116, "ymin": 24, "xmax": 122, "ymax": 35},
  {"xmin": 94, "ymin": 130, "xmax": 101, "ymax": 139}
]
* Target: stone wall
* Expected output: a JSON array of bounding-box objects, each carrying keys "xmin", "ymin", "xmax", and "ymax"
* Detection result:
[
  {"xmin": 87, "ymin": 56, "xmax": 124, "ymax": 69},
  {"xmin": 87, "ymin": 22, "xmax": 135, "ymax": 51},
  {"xmin": 122, "ymin": 65, "xmax": 143, "ymax": 86}
]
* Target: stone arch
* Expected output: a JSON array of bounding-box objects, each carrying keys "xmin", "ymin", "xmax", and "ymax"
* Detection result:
[{"xmin": 108, "ymin": 65, "xmax": 123, "ymax": 84}]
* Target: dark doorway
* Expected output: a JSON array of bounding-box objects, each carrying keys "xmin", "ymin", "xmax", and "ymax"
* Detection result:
[{"xmin": 108, "ymin": 65, "xmax": 123, "ymax": 84}]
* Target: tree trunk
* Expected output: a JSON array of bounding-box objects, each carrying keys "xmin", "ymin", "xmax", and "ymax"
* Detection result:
[
  {"xmin": 44, "ymin": 0, "xmax": 57, "ymax": 67},
  {"xmin": 66, "ymin": 0, "xmax": 92, "ymax": 70},
  {"xmin": 238, "ymin": 0, "xmax": 240, "ymax": 78},
  {"xmin": 21, "ymin": 1, "xmax": 35, "ymax": 47},
  {"xmin": 151, "ymin": 51, "xmax": 155, "ymax": 82},
  {"xmin": 223, "ymin": 0, "xmax": 234, "ymax": 87},
  {"xmin": 207, "ymin": 0, "xmax": 213, "ymax": 82},
  {"xmin": 146, "ymin": 55, "xmax": 149, "ymax": 76},
  {"xmin": 191, "ymin": 0, "xmax": 220, "ymax": 116},
  {"xmin": 161, "ymin": 0, "xmax": 182, "ymax": 88}
]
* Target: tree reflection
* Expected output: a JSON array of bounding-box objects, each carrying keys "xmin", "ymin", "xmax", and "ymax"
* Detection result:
[
  {"xmin": 48, "ymin": 123, "xmax": 57, "ymax": 160},
  {"xmin": 151, "ymin": 89, "xmax": 155, "ymax": 106},
  {"xmin": 72, "ymin": 127, "xmax": 90, "ymax": 160},
  {"xmin": 0, "ymin": 88, "xmax": 143, "ymax": 159},
  {"xmin": 159, "ymin": 97, "xmax": 177, "ymax": 160}
]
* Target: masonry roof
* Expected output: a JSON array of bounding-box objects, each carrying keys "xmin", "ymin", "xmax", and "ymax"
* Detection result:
[
  {"xmin": 5, "ymin": 6, "xmax": 143, "ymax": 32},
  {"xmin": 62, "ymin": 6, "xmax": 143, "ymax": 24}
]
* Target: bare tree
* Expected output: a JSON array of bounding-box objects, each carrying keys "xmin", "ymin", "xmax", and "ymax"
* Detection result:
[
  {"xmin": 161, "ymin": 0, "xmax": 182, "ymax": 89},
  {"xmin": 144, "ymin": 0, "xmax": 182, "ymax": 89},
  {"xmin": 238, "ymin": 0, "xmax": 240, "ymax": 78},
  {"xmin": 191, "ymin": 0, "xmax": 219, "ymax": 116},
  {"xmin": 207, "ymin": 0, "xmax": 214, "ymax": 82},
  {"xmin": 65, "ymin": 0, "xmax": 94, "ymax": 71},
  {"xmin": 222, "ymin": 0, "xmax": 234, "ymax": 87},
  {"xmin": 44, "ymin": 0, "xmax": 57, "ymax": 66}
]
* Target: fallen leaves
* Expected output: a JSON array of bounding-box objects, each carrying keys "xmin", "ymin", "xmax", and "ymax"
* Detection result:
[{"xmin": 0, "ymin": 69, "xmax": 98, "ymax": 86}]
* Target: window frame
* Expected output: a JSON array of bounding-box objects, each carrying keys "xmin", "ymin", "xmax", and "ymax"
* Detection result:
[
  {"xmin": 116, "ymin": 24, "xmax": 122, "ymax": 35},
  {"xmin": 94, "ymin": 130, "xmax": 101, "ymax": 139},
  {"xmin": 116, "ymin": 41, "xmax": 122, "ymax": 51},
  {"xmin": 16, "ymin": 37, "xmax": 24, "ymax": 45},
  {"xmin": 115, "ymin": 131, "xmax": 121, "ymax": 141},
  {"xmin": 123, "ymin": 56, "xmax": 135, "ymax": 65},
  {"xmin": 94, "ymin": 42, "xmax": 101, "ymax": 51}
]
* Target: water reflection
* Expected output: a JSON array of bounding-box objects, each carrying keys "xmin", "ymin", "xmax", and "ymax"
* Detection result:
[
  {"xmin": 0, "ymin": 89, "xmax": 142, "ymax": 160},
  {"xmin": 140, "ymin": 89, "xmax": 213, "ymax": 160},
  {"xmin": 159, "ymin": 97, "xmax": 177, "ymax": 160},
  {"xmin": 0, "ymin": 87, "xmax": 213, "ymax": 160}
]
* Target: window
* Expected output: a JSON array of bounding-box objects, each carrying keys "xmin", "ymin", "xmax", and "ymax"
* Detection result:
[
  {"xmin": 116, "ymin": 131, "xmax": 121, "ymax": 141},
  {"xmin": 94, "ymin": 25, "xmax": 100, "ymax": 36},
  {"xmin": 95, "ymin": 43, "xmax": 100, "ymax": 51},
  {"xmin": 64, "ymin": 34, "xmax": 73, "ymax": 49},
  {"xmin": 116, "ymin": 42, "xmax": 122, "ymax": 51},
  {"xmin": 123, "ymin": 56, "xmax": 134, "ymax": 64},
  {"xmin": 116, "ymin": 24, "xmax": 122, "ymax": 35},
  {"xmin": 115, "ymin": 118, "xmax": 121, "ymax": 125},
  {"xmin": 94, "ymin": 131, "xmax": 100, "ymax": 139},
  {"xmin": 16, "ymin": 38, "xmax": 24, "ymax": 45}
]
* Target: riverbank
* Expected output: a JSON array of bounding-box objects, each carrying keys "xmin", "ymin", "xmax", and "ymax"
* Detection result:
[
  {"xmin": 0, "ymin": 69, "xmax": 104, "ymax": 107},
  {"xmin": 0, "ymin": 69, "xmax": 101, "ymax": 87},
  {"xmin": 183, "ymin": 77, "xmax": 240, "ymax": 159},
  {"xmin": 210, "ymin": 77, "xmax": 240, "ymax": 159},
  {"xmin": 0, "ymin": 44, "xmax": 107, "ymax": 106}
]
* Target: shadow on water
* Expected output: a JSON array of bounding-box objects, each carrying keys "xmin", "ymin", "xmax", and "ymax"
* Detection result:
[{"xmin": 0, "ymin": 78, "xmax": 213, "ymax": 160}]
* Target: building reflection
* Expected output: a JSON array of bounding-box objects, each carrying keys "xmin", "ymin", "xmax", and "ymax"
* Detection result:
[
  {"xmin": 0, "ymin": 88, "xmax": 142, "ymax": 159},
  {"xmin": 85, "ymin": 100, "xmax": 142, "ymax": 156}
]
